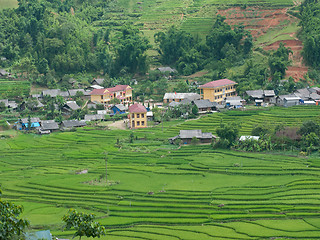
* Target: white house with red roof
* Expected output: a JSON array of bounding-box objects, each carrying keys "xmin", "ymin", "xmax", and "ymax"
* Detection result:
[
  {"xmin": 128, "ymin": 103, "xmax": 147, "ymax": 129},
  {"xmin": 89, "ymin": 85, "xmax": 133, "ymax": 104},
  {"xmin": 198, "ymin": 79, "xmax": 237, "ymax": 104}
]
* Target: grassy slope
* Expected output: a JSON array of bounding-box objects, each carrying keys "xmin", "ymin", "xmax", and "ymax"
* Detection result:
[
  {"xmin": 0, "ymin": 0, "xmax": 17, "ymax": 9},
  {"xmin": 2, "ymin": 106, "xmax": 320, "ymax": 239}
]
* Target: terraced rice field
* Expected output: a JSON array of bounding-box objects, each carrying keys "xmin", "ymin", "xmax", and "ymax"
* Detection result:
[
  {"xmin": 0, "ymin": 79, "xmax": 30, "ymax": 98},
  {"xmin": 1, "ymin": 106, "xmax": 320, "ymax": 239}
]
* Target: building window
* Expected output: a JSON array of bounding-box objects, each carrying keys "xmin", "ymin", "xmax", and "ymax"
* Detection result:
[
  {"xmin": 137, "ymin": 121, "xmax": 140, "ymax": 126},
  {"xmin": 141, "ymin": 113, "xmax": 144, "ymax": 118},
  {"xmin": 215, "ymin": 90, "xmax": 216, "ymax": 93},
  {"xmin": 132, "ymin": 114, "xmax": 134, "ymax": 118},
  {"xmin": 101, "ymin": 96, "xmax": 103, "ymax": 99},
  {"xmin": 137, "ymin": 114, "xmax": 140, "ymax": 118},
  {"xmin": 142, "ymin": 121, "xmax": 145, "ymax": 126},
  {"xmin": 215, "ymin": 96, "xmax": 217, "ymax": 99}
]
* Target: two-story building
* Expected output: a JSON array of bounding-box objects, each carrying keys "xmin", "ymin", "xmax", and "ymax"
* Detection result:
[
  {"xmin": 89, "ymin": 85, "xmax": 133, "ymax": 105},
  {"xmin": 128, "ymin": 103, "xmax": 147, "ymax": 129},
  {"xmin": 198, "ymin": 79, "xmax": 237, "ymax": 104}
]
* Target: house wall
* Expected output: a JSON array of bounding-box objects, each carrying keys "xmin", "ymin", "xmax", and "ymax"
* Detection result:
[
  {"xmin": 130, "ymin": 112, "xmax": 147, "ymax": 129},
  {"xmin": 200, "ymin": 85, "xmax": 236, "ymax": 103}
]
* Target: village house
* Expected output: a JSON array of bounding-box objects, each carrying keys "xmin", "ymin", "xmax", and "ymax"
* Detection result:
[
  {"xmin": 225, "ymin": 96, "xmax": 244, "ymax": 108},
  {"xmin": 61, "ymin": 120, "xmax": 87, "ymax": 128},
  {"xmin": 128, "ymin": 103, "xmax": 147, "ymax": 129},
  {"xmin": 84, "ymin": 114, "xmax": 105, "ymax": 121},
  {"xmin": 63, "ymin": 101, "xmax": 80, "ymax": 113},
  {"xmin": 110, "ymin": 104, "xmax": 128, "ymax": 115},
  {"xmin": 245, "ymin": 90, "xmax": 276, "ymax": 105},
  {"xmin": 89, "ymin": 85, "xmax": 133, "ymax": 105},
  {"xmin": 276, "ymin": 95, "xmax": 301, "ymax": 107},
  {"xmin": 198, "ymin": 79, "xmax": 237, "ymax": 104},
  {"xmin": 15, "ymin": 117, "xmax": 41, "ymax": 130},
  {"xmin": 163, "ymin": 93, "xmax": 200, "ymax": 103},
  {"xmin": 39, "ymin": 120, "xmax": 59, "ymax": 134},
  {"xmin": 169, "ymin": 130, "xmax": 215, "ymax": 144},
  {"xmin": 193, "ymin": 99, "xmax": 216, "ymax": 113},
  {"xmin": 91, "ymin": 78, "xmax": 105, "ymax": 86}
]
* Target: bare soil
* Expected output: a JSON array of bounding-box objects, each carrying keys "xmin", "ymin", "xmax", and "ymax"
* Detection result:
[{"xmin": 217, "ymin": 7, "xmax": 307, "ymax": 81}]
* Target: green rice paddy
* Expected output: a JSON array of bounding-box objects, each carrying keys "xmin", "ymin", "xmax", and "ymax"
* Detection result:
[
  {"xmin": 0, "ymin": 79, "xmax": 30, "ymax": 99},
  {"xmin": 1, "ymin": 106, "xmax": 320, "ymax": 239}
]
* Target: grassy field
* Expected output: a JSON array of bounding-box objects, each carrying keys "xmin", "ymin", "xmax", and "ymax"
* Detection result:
[
  {"xmin": 0, "ymin": 79, "xmax": 30, "ymax": 99},
  {"xmin": 0, "ymin": 0, "xmax": 17, "ymax": 9},
  {"xmin": 1, "ymin": 106, "xmax": 320, "ymax": 239}
]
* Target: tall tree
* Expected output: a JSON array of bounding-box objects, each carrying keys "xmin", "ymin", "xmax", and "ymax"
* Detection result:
[
  {"xmin": 0, "ymin": 189, "xmax": 29, "ymax": 240},
  {"xmin": 62, "ymin": 209, "xmax": 106, "ymax": 240}
]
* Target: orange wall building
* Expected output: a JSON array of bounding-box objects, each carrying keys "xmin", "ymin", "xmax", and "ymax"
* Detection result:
[
  {"xmin": 89, "ymin": 85, "xmax": 133, "ymax": 104},
  {"xmin": 198, "ymin": 79, "xmax": 237, "ymax": 104},
  {"xmin": 128, "ymin": 103, "xmax": 147, "ymax": 129}
]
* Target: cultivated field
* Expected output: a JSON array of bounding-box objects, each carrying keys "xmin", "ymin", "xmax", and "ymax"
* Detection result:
[
  {"xmin": 1, "ymin": 106, "xmax": 320, "ymax": 239},
  {"xmin": 0, "ymin": 79, "xmax": 30, "ymax": 99}
]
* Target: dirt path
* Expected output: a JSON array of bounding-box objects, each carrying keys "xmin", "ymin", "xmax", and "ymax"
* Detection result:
[{"xmin": 107, "ymin": 120, "xmax": 127, "ymax": 130}]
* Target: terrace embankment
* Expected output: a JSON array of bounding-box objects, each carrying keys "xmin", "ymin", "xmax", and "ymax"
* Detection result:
[{"xmin": 218, "ymin": 7, "xmax": 307, "ymax": 81}]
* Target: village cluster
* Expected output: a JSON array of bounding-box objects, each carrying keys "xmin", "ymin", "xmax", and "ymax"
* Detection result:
[{"xmin": 1, "ymin": 71, "xmax": 320, "ymax": 135}]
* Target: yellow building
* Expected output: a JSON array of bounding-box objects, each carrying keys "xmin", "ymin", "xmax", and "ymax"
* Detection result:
[
  {"xmin": 128, "ymin": 103, "xmax": 147, "ymax": 129},
  {"xmin": 89, "ymin": 85, "xmax": 133, "ymax": 104},
  {"xmin": 199, "ymin": 79, "xmax": 237, "ymax": 104}
]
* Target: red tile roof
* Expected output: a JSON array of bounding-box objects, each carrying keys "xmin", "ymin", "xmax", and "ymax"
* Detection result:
[
  {"xmin": 90, "ymin": 89, "xmax": 106, "ymax": 95},
  {"xmin": 199, "ymin": 79, "xmax": 237, "ymax": 88},
  {"xmin": 90, "ymin": 85, "xmax": 131, "ymax": 95},
  {"xmin": 129, "ymin": 103, "xmax": 147, "ymax": 113},
  {"xmin": 107, "ymin": 85, "xmax": 131, "ymax": 92}
]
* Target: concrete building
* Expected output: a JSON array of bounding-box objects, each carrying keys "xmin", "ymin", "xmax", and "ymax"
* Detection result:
[
  {"xmin": 128, "ymin": 103, "xmax": 147, "ymax": 129},
  {"xmin": 199, "ymin": 79, "xmax": 237, "ymax": 104}
]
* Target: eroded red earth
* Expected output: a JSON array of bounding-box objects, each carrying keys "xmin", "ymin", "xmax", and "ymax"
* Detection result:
[{"xmin": 217, "ymin": 7, "xmax": 307, "ymax": 81}]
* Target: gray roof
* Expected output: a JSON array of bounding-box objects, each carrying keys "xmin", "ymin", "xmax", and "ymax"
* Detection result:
[
  {"xmin": 41, "ymin": 120, "xmax": 59, "ymax": 130},
  {"xmin": 246, "ymin": 90, "xmax": 275, "ymax": 98},
  {"xmin": 64, "ymin": 101, "xmax": 80, "ymax": 111},
  {"xmin": 264, "ymin": 90, "xmax": 275, "ymax": 97},
  {"xmin": 278, "ymin": 94, "xmax": 299, "ymax": 100},
  {"xmin": 164, "ymin": 93, "xmax": 200, "ymax": 101},
  {"xmin": 60, "ymin": 91, "xmax": 70, "ymax": 97},
  {"xmin": 0, "ymin": 99, "xmax": 9, "ymax": 106},
  {"xmin": 32, "ymin": 94, "xmax": 41, "ymax": 99},
  {"xmin": 310, "ymin": 92, "xmax": 320, "ymax": 100},
  {"xmin": 21, "ymin": 117, "xmax": 41, "ymax": 124},
  {"xmin": 84, "ymin": 114, "xmax": 105, "ymax": 121},
  {"xmin": 8, "ymin": 101, "xmax": 18, "ymax": 109},
  {"xmin": 194, "ymin": 99, "xmax": 214, "ymax": 109},
  {"xmin": 114, "ymin": 104, "xmax": 128, "ymax": 111},
  {"xmin": 179, "ymin": 130, "xmax": 213, "ymax": 139},
  {"xmin": 62, "ymin": 120, "xmax": 86, "ymax": 128},
  {"xmin": 294, "ymin": 88, "xmax": 310, "ymax": 100},
  {"xmin": 246, "ymin": 90, "xmax": 264, "ymax": 99},
  {"xmin": 0, "ymin": 69, "xmax": 10, "ymax": 76},
  {"xmin": 68, "ymin": 89, "xmax": 85, "ymax": 96},
  {"xmin": 92, "ymin": 78, "xmax": 104, "ymax": 85},
  {"xmin": 42, "ymin": 89, "xmax": 60, "ymax": 97},
  {"xmin": 36, "ymin": 100, "xmax": 44, "ymax": 108},
  {"xmin": 169, "ymin": 101, "xmax": 181, "ymax": 108},
  {"xmin": 157, "ymin": 67, "xmax": 176, "ymax": 73}
]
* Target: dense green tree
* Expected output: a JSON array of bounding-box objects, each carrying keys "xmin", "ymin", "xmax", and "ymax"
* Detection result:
[
  {"xmin": 298, "ymin": 120, "xmax": 320, "ymax": 136},
  {"xmin": 113, "ymin": 26, "xmax": 150, "ymax": 75},
  {"xmin": 0, "ymin": 189, "xmax": 29, "ymax": 240},
  {"xmin": 216, "ymin": 123, "xmax": 239, "ymax": 145},
  {"xmin": 62, "ymin": 209, "xmax": 106, "ymax": 240},
  {"xmin": 268, "ymin": 42, "xmax": 292, "ymax": 79}
]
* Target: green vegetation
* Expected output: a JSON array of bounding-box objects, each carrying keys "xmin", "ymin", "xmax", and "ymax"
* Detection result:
[
  {"xmin": 1, "ymin": 106, "xmax": 320, "ymax": 239},
  {"xmin": 0, "ymin": 79, "xmax": 30, "ymax": 98}
]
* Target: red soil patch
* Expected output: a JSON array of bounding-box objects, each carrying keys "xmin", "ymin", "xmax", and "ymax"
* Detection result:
[{"xmin": 217, "ymin": 7, "xmax": 307, "ymax": 81}]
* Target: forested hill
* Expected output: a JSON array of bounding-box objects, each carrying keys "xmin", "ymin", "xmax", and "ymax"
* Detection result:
[{"xmin": 1, "ymin": 0, "xmax": 320, "ymax": 93}]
